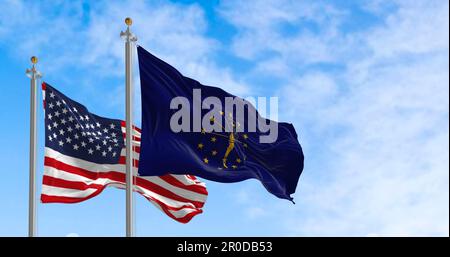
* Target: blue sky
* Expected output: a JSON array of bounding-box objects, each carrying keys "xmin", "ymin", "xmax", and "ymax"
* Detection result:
[{"xmin": 0, "ymin": 0, "xmax": 448, "ymax": 236}]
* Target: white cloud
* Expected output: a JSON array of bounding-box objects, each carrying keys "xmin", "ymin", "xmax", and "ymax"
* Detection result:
[
  {"xmin": 245, "ymin": 207, "xmax": 267, "ymax": 219},
  {"xmin": 279, "ymin": 72, "xmax": 338, "ymax": 120},
  {"xmin": 218, "ymin": 0, "xmax": 346, "ymax": 64},
  {"xmin": 0, "ymin": 0, "xmax": 248, "ymax": 110},
  {"xmin": 221, "ymin": 0, "xmax": 449, "ymax": 236},
  {"xmin": 81, "ymin": 1, "xmax": 217, "ymax": 76}
]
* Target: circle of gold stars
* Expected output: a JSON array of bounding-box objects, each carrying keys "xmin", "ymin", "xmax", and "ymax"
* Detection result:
[{"xmin": 196, "ymin": 112, "xmax": 250, "ymax": 170}]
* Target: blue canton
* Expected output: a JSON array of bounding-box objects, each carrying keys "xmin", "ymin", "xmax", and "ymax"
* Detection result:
[{"xmin": 44, "ymin": 83, "xmax": 124, "ymax": 164}]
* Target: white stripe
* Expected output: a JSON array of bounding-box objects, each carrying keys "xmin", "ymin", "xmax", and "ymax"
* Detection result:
[
  {"xmin": 171, "ymin": 174, "xmax": 206, "ymax": 187},
  {"xmin": 41, "ymin": 184, "xmax": 97, "ymax": 198},
  {"xmin": 43, "ymin": 161, "xmax": 206, "ymax": 206},
  {"xmin": 143, "ymin": 176, "xmax": 207, "ymax": 202},
  {"xmin": 117, "ymin": 187, "xmax": 198, "ymax": 219},
  {"xmin": 43, "ymin": 141, "xmax": 207, "ymax": 221},
  {"xmin": 45, "ymin": 147, "xmax": 204, "ymax": 194},
  {"xmin": 147, "ymin": 200, "xmax": 201, "ymax": 219},
  {"xmin": 43, "ymin": 168, "xmax": 204, "ymax": 210},
  {"xmin": 44, "ymin": 166, "xmax": 92, "ymax": 182},
  {"xmin": 111, "ymin": 183, "xmax": 199, "ymax": 210},
  {"xmin": 120, "ymin": 149, "xmax": 140, "ymax": 160},
  {"xmin": 46, "ymin": 147, "xmax": 127, "ymax": 173},
  {"xmin": 167, "ymin": 206, "xmax": 201, "ymax": 219},
  {"xmin": 121, "ymin": 127, "xmax": 141, "ymax": 137}
]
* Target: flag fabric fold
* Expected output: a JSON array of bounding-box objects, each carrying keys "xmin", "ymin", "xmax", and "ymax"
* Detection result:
[
  {"xmin": 137, "ymin": 46, "xmax": 304, "ymax": 201},
  {"xmin": 40, "ymin": 82, "xmax": 207, "ymax": 223}
]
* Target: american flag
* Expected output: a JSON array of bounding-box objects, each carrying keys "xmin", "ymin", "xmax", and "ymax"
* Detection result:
[{"xmin": 40, "ymin": 82, "xmax": 207, "ymax": 223}]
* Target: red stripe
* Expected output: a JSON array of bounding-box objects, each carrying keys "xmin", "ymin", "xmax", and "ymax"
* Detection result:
[
  {"xmin": 118, "ymin": 156, "xmax": 139, "ymax": 167},
  {"xmin": 42, "ymin": 82, "xmax": 46, "ymax": 109},
  {"xmin": 121, "ymin": 121, "xmax": 142, "ymax": 133},
  {"xmin": 122, "ymin": 133, "xmax": 141, "ymax": 142},
  {"xmin": 41, "ymin": 191, "xmax": 202, "ymax": 223},
  {"xmin": 159, "ymin": 175, "xmax": 208, "ymax": 195},
  {"xmin": 118, "ymin": 147, "xmax": 141, "ymax": 154},
  {"xmin": 41, "ymin": 188, "xmax": 105, "ymax": 204},
  {"xmin": 42, "ymin": 175, "xmax": 104, "ymax": 191},
  {"xmin": 134, "ymin": 176, "xmax": 205, "ymax": 208},
  {"xmin": 117, "ymin": 153, "xmax": 207, "ymax": 195},
  {"xmin": 44, "ymin": 157, "xmax": 205, "ymax": 208},
  {"xmin": 145, "ymin": 194, "xmax": 203, "ymax": 224},
  {"xmin": 116, "ymin": 158, "xmax": 207, "ymax": 195},
  {"xmin": 42, "ymin": 177, "xmax": 202, "ymax": 212},
  {"xmin": 41, "ymin": 176, "xmax": 204, "ymax": 223},
  {"xmin": 187, "ymin": 175, "xmax": 198, "ymax": 180}
]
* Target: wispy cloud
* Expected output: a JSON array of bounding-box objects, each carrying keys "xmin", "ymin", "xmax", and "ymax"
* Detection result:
[
  {"xmin": 221, "ymin": 0, "xmax": 449, "ymax": 236},
  {"xmin": 0, "ymin": 0, "xmax": 248, "ymax": 114}
]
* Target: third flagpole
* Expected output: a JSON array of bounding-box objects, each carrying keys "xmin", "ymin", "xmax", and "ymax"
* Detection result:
[
  {"xmin": 121, "ymin": 17, "xmax": 137, "ymax": 237},
  {"xmin": 26, "ymin": 56, "xmax": 41, "ymax": 237}
]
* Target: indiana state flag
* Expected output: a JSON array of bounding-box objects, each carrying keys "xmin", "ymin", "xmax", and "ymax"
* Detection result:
[{"xmin": 137, "ymin": 46, "xmax": 304, "ymax": 201}]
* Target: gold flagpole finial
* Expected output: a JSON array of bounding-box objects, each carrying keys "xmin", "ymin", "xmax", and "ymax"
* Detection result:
[
  {"xmin": 125, "ymin": 17, "xmax": 132, "ymax": 26},
  {"xmin": 31, "ymin": 56, "xmax": 38, "ymax": 64}
]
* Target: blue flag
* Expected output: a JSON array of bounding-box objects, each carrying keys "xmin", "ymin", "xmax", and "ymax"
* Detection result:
[{"xmin": 137, "ymin": 46, "xmax": 304, "ymax": 201}]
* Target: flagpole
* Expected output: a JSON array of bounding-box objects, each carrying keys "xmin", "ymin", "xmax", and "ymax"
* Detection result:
[
  {"xmin": 121, "ymin": 17, "xmax": 137, "ymax": 237},
  {"xmin": 26, "ymin": 56, "xmax": 41, "ymax": 237}
]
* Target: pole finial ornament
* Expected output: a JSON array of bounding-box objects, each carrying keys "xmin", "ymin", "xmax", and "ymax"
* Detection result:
[
  {"xmin": 125, "ymin": 17, "xmax": 132, "ymax": 26},
  {"xmin": 31, "ymin": 56, "xmax": 38, "ymax": 64}
]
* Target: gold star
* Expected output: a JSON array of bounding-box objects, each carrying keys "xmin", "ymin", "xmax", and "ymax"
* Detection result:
[
  {"xmin": 201, "ymin": 128, "xmax": 206, "ymax": 134},
  {"xmin": 203, "ymin": 157, "xmax": 209, "ymax": 164},
  {"xmin": 243, "ymin": 134, "xmax": 248, "ymax": 139},
  {"xmin": 220, "ymin": 111, "xmax": 224, "ymax": 116},
  {"xmin": 210, "ymin": 116, "xmax": 215, "ymax": 122},
  {"xmin": 232, "ymin": 165, "xmax": 237, "ymax": 169},
  {"xmin": 243, "ymin": 143, "xmax": 248, "ymax": 148},
  {"xmin": 197, "ymin": 143, "xmax": 204, "ymax": 149},
  {"xmin": 236, "ymin": 158, "xmax": 241, "ymax": 163},
  {"xmin": 212, "ymin": 150, "xmax": 218, "ymax": 156},
  {"xmin": 211, "ymin": 137, "xmax": 217, "ymax": 142}
]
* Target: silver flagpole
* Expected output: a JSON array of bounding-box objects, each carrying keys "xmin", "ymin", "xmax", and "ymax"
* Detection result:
[
  {"xmin": 120, "ymin": 17, "xmax": 137, "ymax": 237},
  {"xmin": 26, "ymin": 56, "xmax": 41, "ymax": 237}
]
